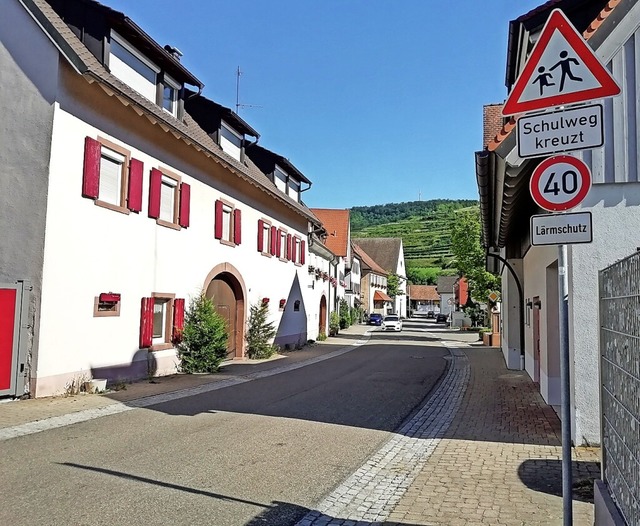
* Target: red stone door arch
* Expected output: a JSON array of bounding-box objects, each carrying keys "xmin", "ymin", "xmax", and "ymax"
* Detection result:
[{"xmin": 204, "ymin": 264, "xmax": 246, "ymax": 359}]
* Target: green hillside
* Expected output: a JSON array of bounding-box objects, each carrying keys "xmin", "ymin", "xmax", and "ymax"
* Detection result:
[{"xmin": 350, "ymin": 199, "xmax": 479, "ymax": 282}]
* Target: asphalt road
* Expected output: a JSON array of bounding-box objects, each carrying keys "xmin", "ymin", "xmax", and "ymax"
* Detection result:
[{"xmin": 0, "ymin": 321, "xmax": 448, "ymax": 526}]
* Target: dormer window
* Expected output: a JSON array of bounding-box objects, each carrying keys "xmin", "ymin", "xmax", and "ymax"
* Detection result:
[
  {"xmin": 274, "ymin": 166, "xmax": 287, "ymax": 193},
  {"xmin": 219, "ymin": 121, "xmax": 243, "ymax": 161},
  {"xmin": 162, "ymin": 75, "xmax": 179, "ymax": 116},
  {"xmin": 287, "ymin": 178, "xmax": 300, "ymax": 202},
  {"xmin": 109, "ymin": 32, "xmax": 159, "ymax": 103}
]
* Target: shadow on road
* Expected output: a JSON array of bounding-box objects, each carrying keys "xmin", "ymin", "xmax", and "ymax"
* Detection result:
[{"xmin": 59, "ymin": 462, "xmax": 423, "ymax": 526}]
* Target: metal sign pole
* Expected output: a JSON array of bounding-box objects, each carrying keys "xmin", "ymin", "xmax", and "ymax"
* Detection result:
[{"xmin": 558, "ymin": 243, "xmax": 572, "ymax": 525}]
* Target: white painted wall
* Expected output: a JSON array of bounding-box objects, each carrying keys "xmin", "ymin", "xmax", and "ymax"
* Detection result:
[
  {"xmin": 36, "ymin": 96, "xmax": 315, "ymax": 395},
  {"xmin": 500, "ymin": 258, "xmax": 523, "ymax": 370}
]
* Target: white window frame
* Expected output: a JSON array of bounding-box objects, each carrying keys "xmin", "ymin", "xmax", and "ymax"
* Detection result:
[
  {"xmin": 279, "ymin": 229, "xmax": 288, "ymax": 261},
  {"xmin": 222, "ymin": 203, "xmax": 233, "ymax": 242},
  {"xmin": 160, "ymin": 174, "xmax": 178, "ymax": 223},
  {"xmin": 261, "ymin": 219, "xmax": 272, "ymax": 256},
  {"xmin": 162, "ymin": 74, "xmax": 180, "ymax": 117},
  {"xmin": 151, "ymin": 293, "xmax": 175, "ymax": 350},
  {"xmin": 220, "ymin": 121, "xmax": 243, "ymax": 161},
  {"xmin": 287, "ymin": 178, "xmax": 301, "ymax": 202},
  {"xmin": 95, "ymin": 137, "xmax": 130, "ymax": 215},
  {"xmin": 274, "ymin": 165, "xmax": 287, "ymax": 193}
]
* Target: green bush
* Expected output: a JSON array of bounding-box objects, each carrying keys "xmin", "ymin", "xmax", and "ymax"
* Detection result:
[
  {"xmin": 177, "ymin": 293, "xmax": 228, "ymax": 373},
  {"xmin": 317, "ymin": 331, "xmax": 327, "ymax": 341},
  {"xmin": 246, "ymin": 300, "xmax": 278, "ymax": 359},
  {"xmin": 339, "ymin": 298, "xmax": 351, "ymax": 329},
  {"xmin": 329, "ymin": 311, "xmax": 340, "ymax": 336}
]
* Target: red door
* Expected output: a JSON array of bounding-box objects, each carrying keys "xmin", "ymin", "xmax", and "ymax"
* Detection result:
[{"xmin": 0, "ymin": 288, "xmax": 18, "ymax": 392}]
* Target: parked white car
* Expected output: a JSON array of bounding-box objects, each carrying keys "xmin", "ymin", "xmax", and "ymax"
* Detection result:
[{"xmin": 382, "ymin": 315, "xmax": 402, "ymax": 332}]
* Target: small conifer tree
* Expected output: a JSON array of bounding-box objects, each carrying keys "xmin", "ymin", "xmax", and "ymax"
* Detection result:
[
  {"xmin": 177, "ymin": 293, "xmax": 228, "ymax": 373},
  {"xmin": 246, "ymin": 300, "xmax": 277, "ymax": 359}
]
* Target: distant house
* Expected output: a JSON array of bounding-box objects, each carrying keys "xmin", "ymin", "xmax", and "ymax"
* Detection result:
[
  {"xmin": 407, "ymin": 285, "xmax": 439, "ymax": 315},
  {"xmin": 351, "ymin": 238, "xmax": 407, "ymax": 316},
  {"xmin": 352, "ymin": 244, "xmax": 390, "ymax": 316},
  {"xmin": 436, "ymin": 276, "xmax": 458, "ymax": 316}
]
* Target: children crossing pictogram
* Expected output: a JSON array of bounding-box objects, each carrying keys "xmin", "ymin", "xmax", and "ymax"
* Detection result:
[{"xmin": 502, "ymin": 9, "xmax": 620, "ymax": 115}]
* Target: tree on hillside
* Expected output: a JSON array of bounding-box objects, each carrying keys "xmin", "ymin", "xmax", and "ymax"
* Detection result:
[{"xmin": 450, "ymin": 209, "xmax": 500, "ymax": 304}]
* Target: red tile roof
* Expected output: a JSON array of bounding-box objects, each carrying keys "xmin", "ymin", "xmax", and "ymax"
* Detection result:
[
  {"xmin": 373, "ymin": 290, "xmax": 393, "ymax": 302},
  {"xmin": 408, "ymin": 285, "xmax": 439, "ymax": 301},
  {"xmin": 311, "ymin": 209, "xmax": 350, "ymax": 257}
]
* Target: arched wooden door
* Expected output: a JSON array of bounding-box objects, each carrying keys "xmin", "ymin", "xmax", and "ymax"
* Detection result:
[
  {"xmin": 206, "ymin": 273, "xmax": 242, "ymax": 360},
  {"xmin": 319, "ymin": 295, "xmax": 327, "ymax": 336}
]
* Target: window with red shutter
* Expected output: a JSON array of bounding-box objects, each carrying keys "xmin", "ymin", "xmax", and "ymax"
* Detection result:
[
  {"xmin": 214, "ymin": 199, "xmax": 223, "ymax": 239},
  {"xmin": 270, "ymin": 226, "xmax": 277, "ymax": 255},
  {"xmin": 82, "ymin": 137, "xmax": 101, "ymax": 199},
  {"xmin": 148, "ymin": 169, "xmax": 162, "ymax": 219},
  {"xmin": 286, "ymin": 234, "xmax": 292, "ymax": 261},
  {"xmin": 300, "ymin": 240, "xmax": 306, "ymax": 265},
  {"xmin": 172, "ymin": 298, "xmax": 185, "ymax": 343},
  {"xmin": 233, "ymin": 208, "xmax": 242, "ymax": 245},
  {"xmin": 127, "ymin": 158, "xmax": 144, "ymax": 212},
  {"xmin": 257, "ymin": 219, "xmax": 264, "ymax": 252},
  {"xmin": 179, "ymin": 183, "xmax": 190, "ymax": 228},
  {"xmin": 139, "ymin": 297, "xmax": 155, "ymax": 348}
]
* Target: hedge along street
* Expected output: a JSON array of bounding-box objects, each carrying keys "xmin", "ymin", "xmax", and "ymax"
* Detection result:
[{"xmin": 517, "ymin": 103, "xmax": 603, "ymax": 158}]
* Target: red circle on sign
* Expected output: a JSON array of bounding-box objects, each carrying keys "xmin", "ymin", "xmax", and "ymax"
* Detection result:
[{"xmin": 529, "ymin": 155, "xmax": 592, "ymax": 212}]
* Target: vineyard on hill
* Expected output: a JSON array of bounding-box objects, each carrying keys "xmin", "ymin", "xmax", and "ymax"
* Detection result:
[{"xmin": 350, "ymin": 199, "xmax": 479, "ymax": 282}]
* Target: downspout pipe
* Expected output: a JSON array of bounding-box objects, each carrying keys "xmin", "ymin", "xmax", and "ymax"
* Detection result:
[{"xmin": 485, "ymin": 250, "xmax": 525, "ymax": 366}]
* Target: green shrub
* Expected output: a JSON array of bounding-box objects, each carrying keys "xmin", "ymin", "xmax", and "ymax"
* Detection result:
[
  {"xmin": 177, "ymin": 293, "xmax": 228, "ymax": 373},
  {"xmin": 339, "ymin": 298, "xmax": 351, "ymax": 329},
  {"xmin": 246, "ymin": 300, "xmax": 278, "ymax": 359},
  {"xmin": 317, "ymin": 331, "xmax": 327, "ymax": 341},
  {"xmin": 329, "ymin": 311, "xmax": 340, "ymax": 336}
]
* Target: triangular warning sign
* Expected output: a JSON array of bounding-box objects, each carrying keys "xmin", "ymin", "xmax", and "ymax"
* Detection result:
[{"xmin": 502, "ymin": 9, "xmax": 620, "ymax": 116}]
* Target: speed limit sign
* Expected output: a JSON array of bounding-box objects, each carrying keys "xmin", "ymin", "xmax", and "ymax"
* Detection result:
[{"xmin": 529, "ymin": 155, "xmax": 591, "ymax": 212}]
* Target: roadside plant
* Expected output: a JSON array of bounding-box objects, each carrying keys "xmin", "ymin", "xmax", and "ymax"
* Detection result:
[
  {"xmin": 246, "ymin": 300, "xmax": 278, "ymax": 359},
  {"xmin": 317, "ymin": 331, "xmax": 327, "ymax": 341},
  {"xmin": 177, "ymin": 292, "xmax": 228, "ymax": 373},
  {"xmin": 339, "ymin": 298, "xmax": 351, "ymax": 329},
  {"xmin": 329, "ymin": 311, "xmax": 340, "ymax": 336}
]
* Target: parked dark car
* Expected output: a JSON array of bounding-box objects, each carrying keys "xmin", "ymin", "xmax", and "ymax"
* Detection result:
[
  {"xmin": 426, "ymin": 311, "xmax": 435, "ymax": 319},
  {"xmin": 368, "ymin": 313, "xmax": 383, "ymax": 326},
  {"xmin": 436, "ymin": 313, "xmax": 448, "ymax": 323}
]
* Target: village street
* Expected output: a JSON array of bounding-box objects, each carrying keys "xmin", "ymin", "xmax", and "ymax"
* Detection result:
[{"xmin": 0, "ymin": 319, "xmax": 598, "ymax": 526}]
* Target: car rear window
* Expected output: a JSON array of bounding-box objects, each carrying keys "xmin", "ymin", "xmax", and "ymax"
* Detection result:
[{"xmin": 385, "ymin": 316, "xmax": 399, "ymax": 321}]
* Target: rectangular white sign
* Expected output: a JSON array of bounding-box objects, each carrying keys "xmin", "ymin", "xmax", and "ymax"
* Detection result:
[
  {"xmin": 531, "ymin": 211, "xmax": 593, "ymax": 245},
  {"xmin": 517, "ymin": 104, "xmax": 603, "ymax": 158}
]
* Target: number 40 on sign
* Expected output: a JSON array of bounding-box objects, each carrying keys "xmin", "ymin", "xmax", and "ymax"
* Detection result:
[{"xmin": 529, "ymin": 155, "xmax": 592, "ymax": 212}]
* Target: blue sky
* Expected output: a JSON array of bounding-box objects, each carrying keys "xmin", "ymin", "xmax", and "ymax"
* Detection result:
[{"xmin": 106, "ymin": 0, "xmax": 543, "ymax": 208}]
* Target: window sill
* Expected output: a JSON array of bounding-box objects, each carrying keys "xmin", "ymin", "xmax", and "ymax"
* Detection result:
[
  {"xmin": 220, "ymin": 239, "xmax": 236, "ymax": 248},
  {"xmin": 150, "ymin": 343, "xmax": 174, "ymax": 352},
  {"xmin": 95, "ymin": 200, "xmax": 130, "ymax": 215},
  {"xmin": 156, "ymin": 218, "xmax": 181, "ymax": 231},
  {"xmin": 261, "ymin": 252, "xmax": 273, "ymax": 258}
]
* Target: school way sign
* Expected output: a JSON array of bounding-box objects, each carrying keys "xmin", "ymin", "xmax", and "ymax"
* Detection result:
[{"xmin": 502, "ymin": 9, "xmax": 620, "ymax": 116}]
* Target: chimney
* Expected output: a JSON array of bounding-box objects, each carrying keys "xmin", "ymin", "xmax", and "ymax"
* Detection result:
[{"xmin": 164, "ymin": 45, "xmax": 183, "ymax": 61}]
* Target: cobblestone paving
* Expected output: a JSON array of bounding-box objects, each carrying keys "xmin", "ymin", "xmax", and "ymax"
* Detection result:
[
  {"xmin": 386, "ymin": 348, "xmax": 600, "ymax": 526},
  {"xmin": 296, "ymin": 349, "xmax": 470, "ymax": 525}
]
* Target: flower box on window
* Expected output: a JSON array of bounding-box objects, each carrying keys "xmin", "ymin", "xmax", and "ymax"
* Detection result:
[{"xmin": 308, "ymin": 265, "xmax": 315, "ymax": 274}]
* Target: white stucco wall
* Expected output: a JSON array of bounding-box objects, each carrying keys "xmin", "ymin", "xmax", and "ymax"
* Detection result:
[
  {"xmin": 500, "ymin": 258, "xmax": 523, "ymax": 370},
  {"xmin": 36, "ymin": 81, "xmax": 316, "ymax": 395},
  {"xmin": 569, "ymin": 183, "xmax": 640, "ymax": 444}
]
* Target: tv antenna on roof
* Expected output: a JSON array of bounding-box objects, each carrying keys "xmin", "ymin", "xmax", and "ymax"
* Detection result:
[{"xmin": 235, "ymin": 66, "xmax": 262, "ymax": 114}]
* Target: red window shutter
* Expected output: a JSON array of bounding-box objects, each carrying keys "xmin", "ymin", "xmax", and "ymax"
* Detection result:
[
  {"xmin": 139, "ymin": 297, "xmax": 154, "ymax": 348},
  {"xmin": 286, "ymin": 234, "xmax": 292, "ymax": 260},
  {"xmin": 214, "ymin": 200, "xmax": 223, "ymax": 239},
  {"xmin": 233, "ymin": 208, "xmax": 242, "ymax": 245},
  {"xmin": 270, "ymin": 226, "xmax": 277, "ymax": 255},
  {"xmin": 300, "ymin": 240, "xmax": 306, "ymax": 265},
  {"xmin": 148, "ymin": 169, "xmax": 162, "ymax": 219},
  {"xmin": 127, "ymin": 158, "xmax": 143, "ymax": 212},
  {"xmin": 257, "ymin": 220, "xmax": 264, "ymax": 252},
  {"xmin": 172, "ymin": 298, "xmax": 185, "ymax": 343},
  {"xmin": 179, "ymin": 183, "xmax": 190, "ymax": 228},
  {"xmin": 82, "ymin": 136, "xmax": 101, "ymax": 199},
  {"xmin": 276, "ymin": 229, "xmax": 282, "ymax": 258}
]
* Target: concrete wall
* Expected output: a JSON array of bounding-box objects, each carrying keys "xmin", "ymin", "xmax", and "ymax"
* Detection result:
[{"xmin": 0, "ymin": 1, "xmax": 58, "ymax": 394}]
